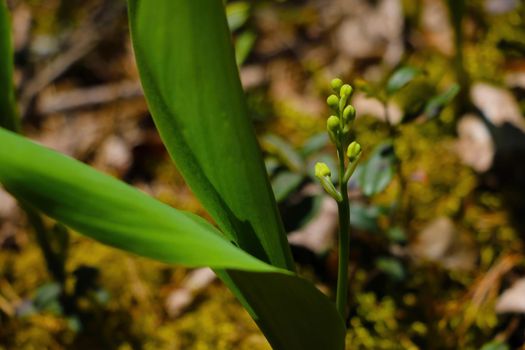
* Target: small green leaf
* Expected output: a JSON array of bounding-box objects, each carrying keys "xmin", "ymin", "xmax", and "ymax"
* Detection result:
[
  {"xmin": 262, "ymin": 134, "xmax": 304, "ymax": 173},
  {"xmin": 386, "ymin": 66, "xmax": 422, "ymax": 96},
  {"xmin": 480, "ymin": 341, "xmax": 510, "ymax": 350},
  {"xmin": 301, "ymin": 132, "xmax": 329, "ymax": 157},
  {"xmin": 387, "ymin": 226, "xmax": 407, "ymax": 243},
  {"xmin": 264, "ymin": 157, "xmax": 280, "ymax": 175},
  {"xmin": 271, "ymin": 171, "xmax": 304, "ymax": 202},
  {"xmin": 376, "ymin": 257, "xmax": 405, "ymax": 281},
  {"xmin": 349, "ymin": 203, "xmax": 381, "ymax": 233},
  {"xmin": 226, "ymin": 1, "xmax": 251, "ymax": 32},
  {"xmin": 357, "ymin": 140, "xmax": 396, "ymax": 196},
  {"xmin": 350, "ymin": 202, "xmax": 379, "ymax": 232},
  {"xmin": 394, "ymin": 80, "xmax": 436, "ymax": 123},
  {"xmin": 235, "ymin": 30, "xmax": 256, "ymax": 65},
  {"xmin": 33, "ymin": 282, "xmax": 62, "ymax": 313},
  {"xmin": 66, "ymin": 316, "xmax": 82, "ymax": 333},
  {"xmin": 424, "ymin": 83, "xmax": 460, "ymax": 119}
]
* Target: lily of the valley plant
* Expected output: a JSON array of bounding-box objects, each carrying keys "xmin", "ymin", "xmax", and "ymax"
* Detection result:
[{"xmin": 0, "ymin": 1, "xmax": 361, "ymax": 349}]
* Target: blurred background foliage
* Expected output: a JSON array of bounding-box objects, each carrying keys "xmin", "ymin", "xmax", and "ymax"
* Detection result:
[{"xmin": 1, "ymin": 0, "xmax": 525, "ymax": 349}]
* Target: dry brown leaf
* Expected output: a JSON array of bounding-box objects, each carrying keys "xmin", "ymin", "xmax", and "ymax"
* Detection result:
[
  {"xmin": 165, "ymin": 268, "xmax": 216, "ymax": 318},
  {"xmin": 335, "ymin": 0, "xmax": 403, "ymax": 65},
  {"xmin": 411, "ymin": 217, "xmax": 477, "ymax": 270},
  {"xmin": 471, "ymin": 83, "xmax": 525, "ymax": 132},
  {"xmin": 420, "ymin": 0, "xmax": 454, "ymax": 55},
  {"xmin": 456, "ymin": 114, "xmax": 495, "ymax": 172},
  {"xmin": 496, "ymin": 278, "xmax": 525, "ymax": 314}
]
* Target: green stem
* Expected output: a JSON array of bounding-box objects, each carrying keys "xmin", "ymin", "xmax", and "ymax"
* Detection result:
[
  {"xmin": 383, "ymin": 100, "xmax": 404, "ymax": 226},
  {"xmin": 22, "ymin": 203, "xmax": 67, "ymax": 284},
  {"xmin": 336, "ymin": 147, "xmax": 350, "ymax": 321}
]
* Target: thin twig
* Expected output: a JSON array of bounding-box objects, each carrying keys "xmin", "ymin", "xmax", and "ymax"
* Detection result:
[
  {"xmin": 37, "ymin": 80, "xmax": 143, "ymax": 114},
  {"xmin": 18, "ymin": 0, "xmax": 126, "ymax": 117}
]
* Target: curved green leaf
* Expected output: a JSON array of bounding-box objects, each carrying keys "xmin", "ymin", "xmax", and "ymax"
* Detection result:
[
  {"xmin": 357, "ymin": 140, "xmax": 396, "ymax": 196},
  {"xmin": 235, "ymin": 30, "xmax": 256, "ymax": 66},
  {"xmin": 222, "ymin": 270, "xmax": 345, "ymax": 349},
  {"xmin": 262, "ymin": 134, "xmax": 304, "ymax": 173},
  {"xmin": 0, "ymin": 128, "xmax": 345, "ymax": 349},
  {"xmin": 0, "ymin": 128, "xmax": 275, "ymax": 272},
  {"xmin": 424, "ymin": 83, "xmax": 460, "ymax": 119},
  {"xmin": 128, "ymin": 0, "xmax": 294, "ymax": 270},
  {"xmin": 386, "ymin": 66, "xmax": 422, "ymax": 96},
  {"xmin": 0, "ymin": 1, "xmax": 19, "ymax": 131},
  {"xmin": 128, "ymin": 1, "xmax": 346, "ymax": 348}
]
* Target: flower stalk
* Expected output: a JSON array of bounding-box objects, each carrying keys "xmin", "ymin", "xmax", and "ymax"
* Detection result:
[{"xmin": 314, "ymin": 79, "xmax": 362, "ymax": 322}]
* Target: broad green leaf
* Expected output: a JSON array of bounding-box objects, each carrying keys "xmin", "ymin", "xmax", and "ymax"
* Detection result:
[
  {"xmin": 220, "ymin": 270, "xmax": 345, "ymax": 349},
  {"xmin": 0, "ymin": 128, "xmax": 345, "ymax": 350},
  {"xmin": 386, "ymin": 66, "xmax": 422, "ymax": 96},
  {"xmin": 357, "ymin": 140, "xmax": 396, "ymax": 196},
  {"xmin": 128, "ymin": 0, "xmax": 294, "ymax": 270},
  {"xmin": 128, "ymin": 2, "xmax": 345, "ymax": 349},
  {"xmin": 424, "ymin": 83, "xmax": 460, "ymax": 119},
  {"xmin": 0, "ymin": 128, "xmax": 277, "ymax": 272},
  {"xmin": 0, "ymin": 1, "xmax": 18, "ymax": 131}
]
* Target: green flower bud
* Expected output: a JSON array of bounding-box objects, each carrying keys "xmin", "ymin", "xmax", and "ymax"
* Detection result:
[
  {"xmin": 314, "ymin": 162, "xmax": 342, "ymax": 202},
  {"xmin": 343, "ymin": 142, "xmax": 362, "ymax": 183},
  {"xmin": 340, "ymin": 84, "xmax": 353, "ymax": 98},
  {"xmin": 346, "ymin": 141, "xmax": 362, "ymax": 162},
  {"xmin": 327, "ymin": 94, "xmax": 339, "ymax": 110},
  {"xmin": 331, "ymin": 78, "xmax": 343, "ymax": 92},
  {"xmin": 326, "ymin": 115, "xmax": 340, "ymax": 145},
  {"xmin": 315, "ymin": 162, "xmax": 331, "ymax": 178},
  {"xmin": 327, "ymin": 115, "xmax": 340, "ymax": 132},
  {"xmin": 343, "ymin": 105, "xmax": 356, "ymax": 123},
  {"xmin": 339, "ymin": 84, "xmax": 353, "ymax": 112}
]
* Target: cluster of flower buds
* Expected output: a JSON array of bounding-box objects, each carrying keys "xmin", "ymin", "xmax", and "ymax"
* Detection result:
[
  {"xmin": 325, "ymin": 78, "xmax": 356, "ymax": 148},
  {"xmin": 314, "ymin": 78, "xmax": 362, "ymax": 202}
]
